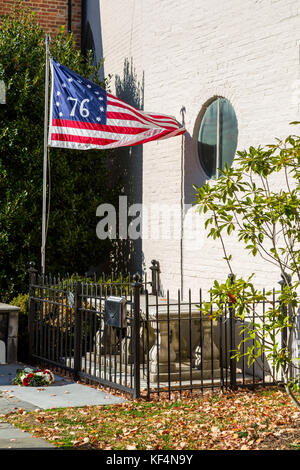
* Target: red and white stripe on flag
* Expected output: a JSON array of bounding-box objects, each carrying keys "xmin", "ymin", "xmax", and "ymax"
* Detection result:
[{"xmin": 48, "ymin": 60, "xmax": 185, "ymax": 150}]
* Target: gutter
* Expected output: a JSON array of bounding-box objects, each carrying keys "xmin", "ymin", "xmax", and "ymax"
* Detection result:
[{"xmin": 68, "ymin": 0, "xmax": 72, "ymax": 34}]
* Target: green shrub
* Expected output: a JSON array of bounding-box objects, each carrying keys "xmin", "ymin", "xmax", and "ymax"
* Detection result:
[
  {"xmin": 0, "ymin": 1, "xmax": 120, "ymax": 302},
  {"xmin": 10, "ymin": 292, "xmax": 29, "ymax": 315}
]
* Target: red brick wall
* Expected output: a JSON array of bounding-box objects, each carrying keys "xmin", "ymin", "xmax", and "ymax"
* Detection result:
[{"xmin": 0, "ymin": 0, "xmax": 82, "ymax": 47}]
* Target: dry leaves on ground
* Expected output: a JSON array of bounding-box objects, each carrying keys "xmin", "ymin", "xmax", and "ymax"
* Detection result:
[{"xmin": 4, "ymin": 387, "xmax": 300, "ymax": 450}]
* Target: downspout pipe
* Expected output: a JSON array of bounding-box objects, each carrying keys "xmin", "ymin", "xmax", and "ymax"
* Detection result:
[
  {"xmin": 81, "ymin": 0, "xmax": 87, "ymax": 54},
  {"xmin": 68, "ymin": 0, "xmax": 72, "ymax": 34}
]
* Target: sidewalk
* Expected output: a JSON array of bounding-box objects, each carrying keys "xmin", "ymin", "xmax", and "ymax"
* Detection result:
[{"xmin": 0, "ymin": 363, "xmax": 126, "ymax": 449}]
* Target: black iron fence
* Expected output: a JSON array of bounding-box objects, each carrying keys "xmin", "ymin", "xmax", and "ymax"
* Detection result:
[{"xmin": 28, "ymin": 262, "xmax": 283, "ymax": 399}]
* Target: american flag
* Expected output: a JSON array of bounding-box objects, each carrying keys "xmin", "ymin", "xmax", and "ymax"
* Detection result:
[{"xmin": 48, "ymin": 59, "xmax": 185, "ymax": 150}]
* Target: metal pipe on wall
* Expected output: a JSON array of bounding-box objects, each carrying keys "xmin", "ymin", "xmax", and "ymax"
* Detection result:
[
  {"xmin": 81, "ymin": 0, "xmax": 87, "ymax": 53},
  {"xmin": 68, "ymin": 0, "xmax": 72, "ymax": 33}
]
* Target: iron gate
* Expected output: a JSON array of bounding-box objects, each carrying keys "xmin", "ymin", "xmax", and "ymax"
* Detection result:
[
  {"xmin": 28, "ymin": 262, "xmax": 279, "ymax": 399},
  {"xmin": 28, "ymin": 262, "xmax": 142, "ymax": 398}
]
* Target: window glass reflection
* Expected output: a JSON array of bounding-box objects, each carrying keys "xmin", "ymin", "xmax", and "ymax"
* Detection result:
[{"xmin": 197, "ymin": 98, "xmax": 238, "ymax": 179}]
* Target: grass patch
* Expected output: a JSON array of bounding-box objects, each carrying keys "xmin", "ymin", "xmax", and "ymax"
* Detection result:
[{"xmin": 4, "ymin": 387, "xmax": 300, "ymax": 450}]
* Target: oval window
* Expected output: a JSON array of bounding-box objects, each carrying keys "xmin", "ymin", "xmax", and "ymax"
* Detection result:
[{"xmin": 197, "ymin": 98, "xmax": 238, "ymax": 179}]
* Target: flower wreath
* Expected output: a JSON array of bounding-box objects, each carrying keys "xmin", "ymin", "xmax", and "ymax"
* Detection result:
[{"xmin": 12, "ymin": 367, "xmax": 55, "ymax": 387}]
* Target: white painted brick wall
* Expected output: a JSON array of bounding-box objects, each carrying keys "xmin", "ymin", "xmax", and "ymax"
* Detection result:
[{"xmin": 97, "ymin": 0, "xmax": 300, "ymax": 299}]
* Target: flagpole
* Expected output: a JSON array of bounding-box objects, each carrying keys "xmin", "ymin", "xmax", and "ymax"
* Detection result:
[
  {"xmin": 180, "ymin": 106, "xmax": 186, "ymax": 301},
  {"xmin": 41, "ymin": 34, "xmax": 50, "ymax": 275}
]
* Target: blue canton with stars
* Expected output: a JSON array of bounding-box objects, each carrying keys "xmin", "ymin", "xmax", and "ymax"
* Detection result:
[{"xmin": 51, "ymin": 59, "xmax": 107, "ymax": 124}]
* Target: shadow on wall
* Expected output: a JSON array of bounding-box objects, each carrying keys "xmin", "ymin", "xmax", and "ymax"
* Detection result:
[
  {"xmin": 83, "ymin": 6, "xmax": 145, "ymax": 276},
  {"xmin": 110, "ymin": 58, "xmax": 145, "ymax": 275},
  {"xmin": 183, "ymin": 121, "xmax": 208, "ymax": 208}
]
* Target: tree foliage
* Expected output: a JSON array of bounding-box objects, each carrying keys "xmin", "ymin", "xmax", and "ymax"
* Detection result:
[
  {"xmin": 194, "ymin": 123, "xmax": 300, "ymax": 409},
  {"xmin": 0, "ymin": 2, "xmax": 120, "ymax": 300}
]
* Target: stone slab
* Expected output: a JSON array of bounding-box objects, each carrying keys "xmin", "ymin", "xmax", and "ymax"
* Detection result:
[
  {"xmin": 0, "ymin": 303, "xmax": 20, "ymax": 313},
  {"xmin": 0, "ymin": 362, "xmax": 127, "ymax": 449},
  {"xmin": 0, "ymin": 422, "xmax": 55, "ymax": 449},
  {"xmin": 0, "ymin": 363, "xmax": 126, "ymax": 412}
]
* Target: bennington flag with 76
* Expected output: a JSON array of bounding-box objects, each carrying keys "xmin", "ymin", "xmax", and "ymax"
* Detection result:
[{"xmin": 48, "ymin": 59, "xmax": 185, "ymax": 150}]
